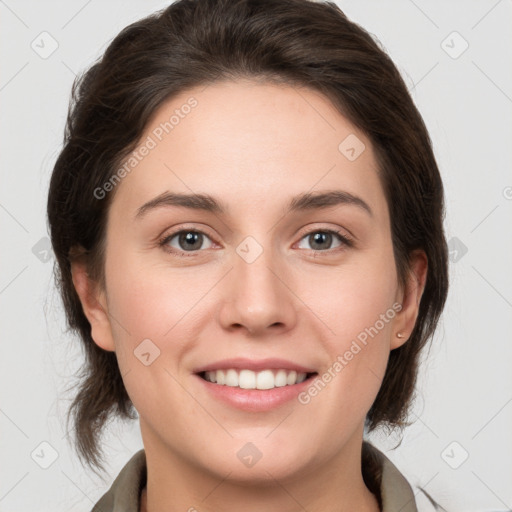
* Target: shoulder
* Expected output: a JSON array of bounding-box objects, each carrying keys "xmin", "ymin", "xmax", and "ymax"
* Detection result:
[
  {"xmin": 363, "ymin": 441, "xmax": 445, "ymax": 512},
  {"xmin": 91, "ymin": 449, "xmax": 147, "ymax": 512},
  {"xmin": 413, "ymin": 487, "xmax": 449, "ymax": 512}
]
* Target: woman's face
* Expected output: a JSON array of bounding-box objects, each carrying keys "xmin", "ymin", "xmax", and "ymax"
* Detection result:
[{"xmin": 77, "ymin": 79, "xmax": 423, "ymax": 484}]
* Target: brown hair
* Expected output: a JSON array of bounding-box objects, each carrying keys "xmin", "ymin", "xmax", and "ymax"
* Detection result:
[{"xmin": 47, "ymin": 0, "xmax": 448, "ymax": 493}]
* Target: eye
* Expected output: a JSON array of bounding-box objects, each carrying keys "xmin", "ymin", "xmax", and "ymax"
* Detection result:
[
  {"xmin": 158, "ymin": 227, "xmax": 353, "ymax": 258},
  {"xmin": 296, "ymin": 229, "xmax": 353, "ymax": 252},
  {"xmin": 159, "ymin": 229, "xmax": 214, "ymax": 256}
]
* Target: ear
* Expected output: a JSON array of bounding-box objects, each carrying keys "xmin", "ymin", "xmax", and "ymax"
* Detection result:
[
  {"xmin": 70, "ymin": 260, "xmax": 115, "ymax": 352},
  {"xmin": 391, "ymin": 249, "xmax": 428, "ymax": 350}
]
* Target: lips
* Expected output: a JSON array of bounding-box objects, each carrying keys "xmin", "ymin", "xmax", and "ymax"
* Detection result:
[
  {"xmin": 192, "ymin": 357, "xmax": 317, "ymax": 374},
  {"xmin": 195, "ymin": 367, "xmax": 319, "ymax": 412}
]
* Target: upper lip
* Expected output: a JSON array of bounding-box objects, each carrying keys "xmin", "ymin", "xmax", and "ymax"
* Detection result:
[{"xmin": 193, "ymin": 357, "xmax": 317, "ymax": 374}]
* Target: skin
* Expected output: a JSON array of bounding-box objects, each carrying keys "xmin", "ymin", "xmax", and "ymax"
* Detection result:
[{"xmin": 72, "ymin": 79, "xmax": 427, "ymax": 512}]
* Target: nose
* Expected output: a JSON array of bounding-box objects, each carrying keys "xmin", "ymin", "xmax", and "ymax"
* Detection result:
[{"xmin": 218, "ymin": 244, "xmax": 298, "ymax": 337}]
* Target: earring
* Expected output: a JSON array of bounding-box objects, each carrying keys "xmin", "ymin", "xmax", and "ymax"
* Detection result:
[{"xmin": 396, "ymin": 332, "xmax": 405, "ymax": 338}]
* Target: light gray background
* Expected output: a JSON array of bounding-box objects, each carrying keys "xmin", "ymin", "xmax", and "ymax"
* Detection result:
[{"xmin": 1, "ymin": 1, "xmax": 511, "ymax": 511}]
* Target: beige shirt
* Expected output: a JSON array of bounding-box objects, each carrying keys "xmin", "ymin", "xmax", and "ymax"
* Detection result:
[{"xmin": 91, "ymin": 441, "xmax": 439, "ymax": 512}]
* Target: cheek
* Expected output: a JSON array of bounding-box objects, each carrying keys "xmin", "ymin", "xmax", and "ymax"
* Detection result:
[
  {"xmin": 335, "ymin": 271, "xmax": 397, "ymax": 345},
  {"xmin": 305, "ymin": 250, "xmax": 398, "ymax": 346},
  {"xmin": 103, "ymin": 250, "xmax": 221, "ymax": 386},
  {"xmin": 104, "ymin": 246, "xmax": 205, "ymax": 338},
  {"xmin": 102, "ymin": 260, "xmax": 199, "ymax": 417},
  {"xmin": 300, "ymin": 251, "xmax": 398, "ymax": 403}
]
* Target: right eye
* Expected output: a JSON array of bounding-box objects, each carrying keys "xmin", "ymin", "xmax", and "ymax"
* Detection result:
[{"xmin": 159, "ymin": 229, "xmax": 215, "ymax": 257}]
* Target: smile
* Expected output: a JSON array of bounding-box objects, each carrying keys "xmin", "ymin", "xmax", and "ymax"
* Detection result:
[{"xmin": 199, "ymin": 369, "xmax": 316, "ymax": 389}]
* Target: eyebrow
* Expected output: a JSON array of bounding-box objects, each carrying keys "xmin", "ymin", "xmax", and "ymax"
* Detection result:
[{"xmin": 135, "ymin": 189, "xmax": 373, "ymax": 219}]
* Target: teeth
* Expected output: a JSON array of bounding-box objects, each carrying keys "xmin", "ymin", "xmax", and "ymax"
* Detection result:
[{"xmin": 203, "ymin": 369, "xmax": 309, "ymax": 389}]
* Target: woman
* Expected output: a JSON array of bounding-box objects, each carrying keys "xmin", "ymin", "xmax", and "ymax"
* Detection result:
[{"xmin": 47, "ymin": 0, "xmax": 449, "ymax": 510}]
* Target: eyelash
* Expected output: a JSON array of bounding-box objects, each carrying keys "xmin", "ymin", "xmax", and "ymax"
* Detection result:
[{"xmin": 157, "ymin": 227, "xmax": 354, "ymax": 258}]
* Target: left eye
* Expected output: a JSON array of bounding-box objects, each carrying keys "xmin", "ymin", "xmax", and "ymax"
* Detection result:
[{"xmin": 297, "ymin": 230, "xmax": 350, "ymax": 251}]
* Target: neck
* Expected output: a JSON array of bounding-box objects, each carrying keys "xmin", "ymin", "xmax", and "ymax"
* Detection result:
[{"xmin": 139, "ymin": 425, "xmax": 380, "ymax": 512}]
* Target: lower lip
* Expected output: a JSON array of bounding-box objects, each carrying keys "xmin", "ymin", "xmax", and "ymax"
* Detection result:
[{"xmin": 194, "ymin": 373, "xmax": 317, "ymax": 412}]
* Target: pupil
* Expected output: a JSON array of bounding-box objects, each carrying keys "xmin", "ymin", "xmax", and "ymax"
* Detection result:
[
  {"xmin": 311, "ymin": 232, "xmax": 331, "ymax": 250},
  {"xmin": 181, "ymin": 231, "xmax": 202, "ymax": 250}
]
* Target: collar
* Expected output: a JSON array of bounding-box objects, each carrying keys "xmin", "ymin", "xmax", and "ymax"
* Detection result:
[
  {"xmin": 364, "ymin": 441, "xmax": 419, "ymax": 511},
  {"xmin": 91, "ymin": 441, "xmax": 418, "ymax": 512}
]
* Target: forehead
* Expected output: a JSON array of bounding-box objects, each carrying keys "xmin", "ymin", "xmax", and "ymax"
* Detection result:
[{"xmin": 110, "ymin": 79, "xmax": 386, "ymax": 220}]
